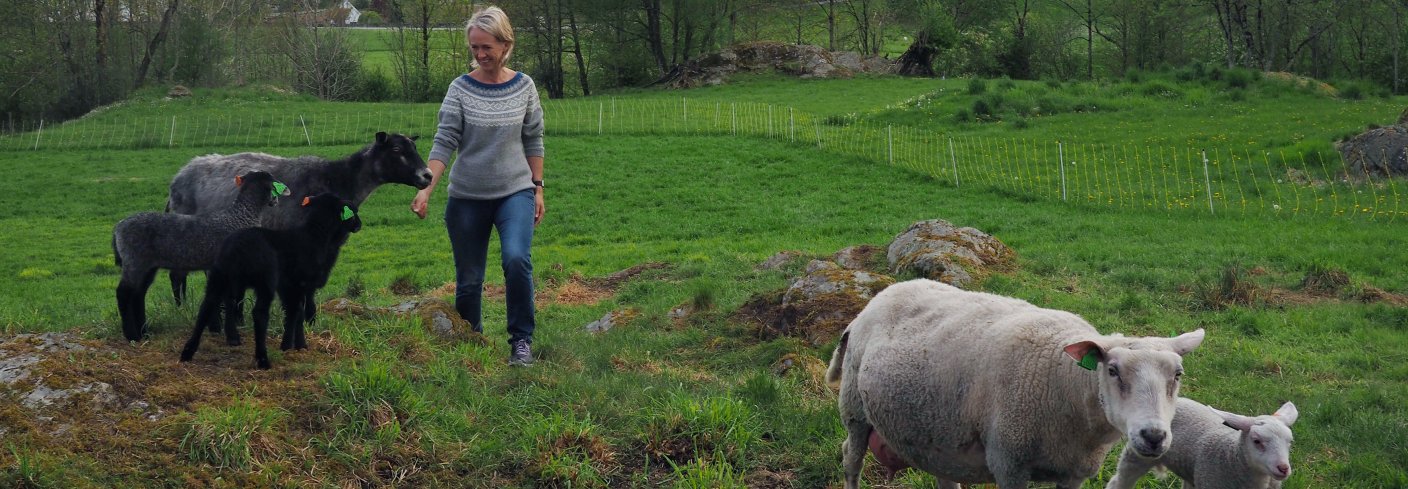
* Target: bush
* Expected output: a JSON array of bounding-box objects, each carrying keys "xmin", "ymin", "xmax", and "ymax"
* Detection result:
[
  {"xmin": 967, "ymin": 77, "xmax": 987, "ymax": 95},
  {"xmin": 358, "ymin": 11, "xmax": 383, "ymax": 25},
  {"xmin": 354, "ymin": 66, "xmax": 394, "ymax": 102},
  {"xmin": 1223, "ymin": 68, "xmax": 1255, "ymax": 89}
]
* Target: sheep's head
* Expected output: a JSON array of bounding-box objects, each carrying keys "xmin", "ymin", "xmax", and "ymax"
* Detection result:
[
  {"xmin": 369, "ymin": 131, "xmax": 432, "ymax": 189},
  {"xmin": 1217, "ymin": 401, "xmax": 1297, "ymax": 481},
  {"xmin": 234, "ymin": 170, "xmax": 290, "ymax": 206},
  {"xmin": 301, "ymin": 195, "xmax": 363, "ymax": 234},
  {"xmin": 1063, "ymin": 329, "xmax": 1205, "ymax": 460}
]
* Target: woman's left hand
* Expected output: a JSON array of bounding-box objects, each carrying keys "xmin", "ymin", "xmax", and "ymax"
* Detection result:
[{"xmin": 534, "ymin": 188, "xmax": 545, "ymax": 226}]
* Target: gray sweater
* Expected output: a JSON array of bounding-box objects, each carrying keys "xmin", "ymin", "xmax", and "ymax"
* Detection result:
[{"xmin": 428, "ymin": 72, "xmax": 546, "ymax": 200}]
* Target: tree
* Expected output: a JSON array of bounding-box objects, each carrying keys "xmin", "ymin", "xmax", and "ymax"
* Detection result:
[
  {"xmin": 134, "ymin": 0, "xmax": 182, "ymax": 89},
  {"xmin": 1053, "ymin": 0, "xmax": 1101, "ymax": 79},
  {"xmin": 891, "ymin": 0, "xmax": 958, "ymax": 76}
]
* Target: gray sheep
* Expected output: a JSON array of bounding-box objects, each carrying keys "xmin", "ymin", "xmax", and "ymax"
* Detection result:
[
  {"xmin": 164, "ymin": 131, "xmax": 431, "ymax": 306},
  {"xmin": 114, "ymin": 171, "xmax": 288, "ymax": 341},
  {"xmin": 826, "ymin": 279, "xmax": 1205, "ymax": 488},
  {"xmin": 1106, "ymin": 398, "xmax": 1298, "ymax": 489}
]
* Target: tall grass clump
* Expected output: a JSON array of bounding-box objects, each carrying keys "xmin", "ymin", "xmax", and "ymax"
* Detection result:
[
  {"xmin": 643, "ymin": 393, "xmax": 760, "ymax": 467},
  {"xmin": 1196, "ymin": 263, "xmax": 1263, "ymax": 310},
  {"xmin": 178, "ymin": 399, "xmax": 287, "ymax": 470},
  {"xmin": 321, "ymin": 362, "xmax": 428, "ymax": 440},
  {"xmin": 668, "ymin": 455, "xmax": 748, "ymax": 489},
  {"xmin": 522, "ymin": 412, "xmax": 615, "ymax": 488},
  {"xmin": 0, "ymin": 445, "xmax": 63, "ymax": 489}
]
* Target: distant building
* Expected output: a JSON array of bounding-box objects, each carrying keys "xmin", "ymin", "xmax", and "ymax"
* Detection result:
[{"xmin": 270, "ymin": 0, "xmax": 361, "ymax": 26}]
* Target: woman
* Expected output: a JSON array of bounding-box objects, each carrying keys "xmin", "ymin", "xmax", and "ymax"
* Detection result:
[{"xmin": 412, "ymin": 5, "xmax": 544, "ymax": 366}]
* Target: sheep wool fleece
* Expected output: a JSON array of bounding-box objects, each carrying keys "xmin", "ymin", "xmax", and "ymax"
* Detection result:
[{"xmin": 429, "ymin": 72, "xmax": 545, "ymax": 200}]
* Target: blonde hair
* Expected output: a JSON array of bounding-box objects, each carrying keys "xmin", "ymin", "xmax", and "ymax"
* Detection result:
[{"xmin": 465, "ymin": 6, "xmax": 515, "ymax": 65}]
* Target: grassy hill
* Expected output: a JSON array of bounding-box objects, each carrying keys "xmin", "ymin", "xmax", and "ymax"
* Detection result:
[{"xmin": 0, "ymin": 75, "xmax": 1405, "ymax": 488}]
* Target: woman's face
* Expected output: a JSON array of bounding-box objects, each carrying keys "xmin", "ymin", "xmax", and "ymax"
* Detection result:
[{"xmin": 469, "ymin": 27, "xmax": 506, "ymax": 71}]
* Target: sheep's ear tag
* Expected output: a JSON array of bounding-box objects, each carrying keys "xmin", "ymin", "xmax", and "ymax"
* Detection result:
[
  {"xmin": 271, "ymin": 182, "xmax": 288, "ymax": 198},
  {"xmin": 1078, "ymin": 352, "xmax": 1099, "ymax": 371},
  {"xmin": 301, "ymin": 196, "xmax": 311, "ymax": 207},
  {"xmin": 340, "ymin": 206, "xmax": 354, "ymax": 221},
  {"xmin": 235, "ymin": 175, "xmax": 244, "ymax": 187}
]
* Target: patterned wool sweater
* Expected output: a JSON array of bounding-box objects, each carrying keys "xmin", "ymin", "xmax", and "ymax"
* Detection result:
[{"xmin": 429, "ymin": 72, "xmax": 545, "ymax": 200}]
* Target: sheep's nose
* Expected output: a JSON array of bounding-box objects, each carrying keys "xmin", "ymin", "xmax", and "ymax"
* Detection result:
[
  {"xmin": 1139, "ymin": 428, "xmax": 1167, "ymax": 448},
  {"xmin": 1276, "ymin": 463, "xmax": 1290, "ymax": 477}
]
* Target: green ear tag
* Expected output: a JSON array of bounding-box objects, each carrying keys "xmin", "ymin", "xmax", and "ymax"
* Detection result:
[
  {"xmin": 1078, "ymin": 351, "xmax": 1098, "ymax": 371},
  {"xmin": 341, "ymin": 206, "xmax": 355, "ymax": 221},
  {"xmin": 271, "ymin": 181, "xmax": 288, "ymax": 197}
]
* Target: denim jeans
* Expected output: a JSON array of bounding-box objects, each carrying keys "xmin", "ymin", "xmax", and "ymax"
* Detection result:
[{"xmin": 444, "ymin": 189, "xmax": 536, "ymax": 345}]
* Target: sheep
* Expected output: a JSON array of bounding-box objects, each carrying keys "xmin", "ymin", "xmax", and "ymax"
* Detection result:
[
  {"xmin": 1105, "ymin": 399, "xmax": 1298, "ymax": 489},
  {"xmin": 113, "ymin": 171, "xmax": 288, "ymax": 342},
  {"xmin": 164, "ymin": 131, "xmax": 430, "ymax": 310},
  {"xmin": 825, "ymin": 279, "xmax": 1205, "ymax": 489},
  {"xmin": 180, "ymin": 193, "xmax": 362, "ymax": 369}
]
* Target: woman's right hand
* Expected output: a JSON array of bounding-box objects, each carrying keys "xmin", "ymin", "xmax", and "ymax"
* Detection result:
[{"xmin": 411, "ymin": 187, "xmax": 432, "ymax": 219}]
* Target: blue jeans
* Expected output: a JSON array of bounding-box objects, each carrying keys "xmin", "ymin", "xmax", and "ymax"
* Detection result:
[{"xmin": 445, "ymin": 189, "xmax": 536, "ymax": 345}]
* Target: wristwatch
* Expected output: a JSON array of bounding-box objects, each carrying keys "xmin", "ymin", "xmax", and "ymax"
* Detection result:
[{"xmin": 532, "ymin": 179, "xmax": 544, "ymax": 188}]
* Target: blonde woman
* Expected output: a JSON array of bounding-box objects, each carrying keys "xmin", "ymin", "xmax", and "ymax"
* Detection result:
[{"xmin": 412, "ymin": 6, "xmax": 544, "ymax": 366}]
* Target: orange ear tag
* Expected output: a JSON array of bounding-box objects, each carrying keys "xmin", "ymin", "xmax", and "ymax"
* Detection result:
[
  {"xmin": 235, "ymin": 175, "xmax": 244, "ymax": 186},
  {"xmin": 301, "ymin": 196, "xmax": 312, "ymax": 206}
]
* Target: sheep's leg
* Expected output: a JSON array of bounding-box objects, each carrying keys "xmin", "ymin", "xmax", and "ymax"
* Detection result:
[
  {"xmin": 1104, "ymin": 447, "xmax": 1153, "ymax": 489},
  {"xmin": 841, "ymin": 425, "xmax": 870, "ymax": 489},
  {"xmin": 252, "ymin": 288, "xmax": 273, "ymax": 369},
  {"xmin": 279, "ymin": 287, "xmax": 304, "ymax": 351},
  {"xmin": 182, "ymin": 278, "xmax": 225, "ymax": 361},
  {"xmin": 128, "ymin": 268, "xmax": 158, "ymax": 340},
  {"xmin": 117, "ymin": 280, "xmax": 139, "ymax": 341},
  {"xmin": 223, "ymin": 294, "xmax": 242, "ymax": 346},
  {"xmin": 170, "ymin": 270, "xmax": 188, "ymax": 306},
  {"xmin": 304, "ymin": 289, "xmax": 317, "ymax": 325},
  {"xmin": 986, "ymin": 451, "xmax": 1031, "ymax": 489}
]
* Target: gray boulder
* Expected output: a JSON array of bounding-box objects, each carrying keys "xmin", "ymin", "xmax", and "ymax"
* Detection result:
[
  {"xmin": 1336, "ymin": 125, "xmax": 1408, "ymax": 178},
  {"xmin": 887, "ymin": 219, "xmax": 1014, "ymax": 288},
  {"xmin": 778, "ymin": 260, "xmax": 894, "ymax": 345}
]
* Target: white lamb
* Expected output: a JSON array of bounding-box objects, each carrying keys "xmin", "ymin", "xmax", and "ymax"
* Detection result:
[
  {"xmin": 1106, "ymin": 398, "xmax": 1297, "ymax": 489},
  {"xmin": 826, "ymin": 279, "xmax": 1205, "ymax": 489}
]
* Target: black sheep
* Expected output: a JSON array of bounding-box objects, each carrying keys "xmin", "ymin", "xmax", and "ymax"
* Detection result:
[{"xmin": 180, "ymin": 194, "xmax": 361, "ymax": 369}]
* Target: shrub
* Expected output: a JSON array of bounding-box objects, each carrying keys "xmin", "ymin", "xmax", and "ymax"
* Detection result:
[
  {"xmin": 971, "ymin": 98, "xmax": 994, "ymax": 120},
  {"xmin": 354, "ymin": 67, "xmax": 395, "ymax": 102},
  {"xmin": 359, "ymin": 11, "xmax": 383, "ymax": 25},
  {"xmin": 1223, "ymin": 68, "xmax": 1254, "ymax": 89},
  {"xmin": 967, "ymin": 77, "xmax": 987, "ymax": 95},
  {"xmin": 953, "ymin": 108, "xmax": 972, "ymax": 122}
]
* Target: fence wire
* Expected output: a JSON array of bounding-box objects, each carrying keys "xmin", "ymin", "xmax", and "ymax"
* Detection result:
[{"xmin": 2, "ymin": 98, "xmax": 1401, "ymax": 222}]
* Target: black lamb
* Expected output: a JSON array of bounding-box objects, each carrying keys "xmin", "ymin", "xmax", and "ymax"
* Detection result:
[
  {"xmin": 113, "ymin": 171, "xmax": 287, "ymax": 341},
  {"xmin": 180, "ymin": 193, "xmax": 362, "ymax": 369}
]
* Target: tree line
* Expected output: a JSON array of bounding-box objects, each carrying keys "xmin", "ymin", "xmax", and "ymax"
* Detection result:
[{"xmin": 3, "ymin": 0, "xmax": 1405, "ymax": 128}]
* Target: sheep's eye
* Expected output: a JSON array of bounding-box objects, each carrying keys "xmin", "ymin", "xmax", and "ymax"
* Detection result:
[
  {"xmin": 1107, "ymin": 366, "xmax": 1119, "ymax": 377},
  {"xmin": 1253, "ymin": 438, "xmax": 1264, "ymax": 449},
  {"xmin": 1174, "ymin": 369, "xmax": 1183, "ymax": 380}
]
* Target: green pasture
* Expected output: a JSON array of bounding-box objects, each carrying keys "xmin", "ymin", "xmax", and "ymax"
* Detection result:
[{"xmin": 1, "ymin": 77, "xmax": 1406, "ymax": 487}]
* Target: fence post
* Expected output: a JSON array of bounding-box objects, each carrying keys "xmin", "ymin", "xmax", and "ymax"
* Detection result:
[
  {"xmin": 33, "ymin": 119, "xmax": 43, "ymax": 150},
  {"xmin": 789, "ymin": 107, "xmax": 795, "ymax": 142},
  {"xmin": 1202, "ymin": 149, "xmax": 1215, "ymax": 215},
  {"xmin": 682, "ymin": 98, "xmax": 687, "ymax": 129},
  {"xmin": 949, "ymin": 137, "xmax": 960, "ymax": 188},
  {"xmin": 815, "ymin": 119, "xmax": 822, "ymax": 149},
  {"xmin": 731, "ymin": 103, "xmax": 736, "ymax": 136},
  {"xmin": 887, "ymin": 125, "xmax": 894, "ymax": 165},
  {"xmin": 598, "ymin": 102, "xmax": 604, "ymax": 135},
  {"xmin": 300, "ymin": 115, "xmax": 312, "ymax": 146},
  {"xmin": 169, "ymin": 116, "xmax": 177, "ymax": 148},
  {"xmin": 1058, "ymin": 141, "xmax": 1067, "ymax": 201}
]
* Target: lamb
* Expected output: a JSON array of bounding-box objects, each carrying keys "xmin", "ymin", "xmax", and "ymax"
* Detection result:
[
  {"xmin": 113, "ymin": 171, "xmax": 288, "ymax": 342},
  {"xmin": 826, "ymin": 279, "xmax": 1206, "ymax": 489},
  {"xmin": 1105, "ymin": 399, "xmax": 1298, "ymax": 489},
  {"xmin": 165, "ymin": 131, "xmax": 430, "ymax": 309},
  {"xmin": 180, "ymin": 193, "xmax": 362, "ymax": 369}
]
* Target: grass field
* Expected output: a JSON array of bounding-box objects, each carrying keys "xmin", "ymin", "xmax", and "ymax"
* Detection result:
[{"xmin": 1, "ymin": 76, "xmax": 1406, "ymax": 487}]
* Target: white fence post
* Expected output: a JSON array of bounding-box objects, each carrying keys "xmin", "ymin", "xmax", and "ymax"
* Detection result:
[
  {"xmin": 789, "ymin": 107, "xmax": 795, "ymax": 142},
  {"xmin": 598, "ymin": 102, "xmax": 603, "ymax": 135},
  {"xmin": 887, "ymin": 125, "xmax": 894, "ymax": 165},
  {"xmin": 300, "ymin": 115, "xmax": 312, "ymax": 146},
  {"xmin": 33, "ymin": 119, "xmax": 43, "ymax": 150},
  {"xmin": 1202, "ymin": 149, "xmax": 1215, "ymax": 215},
  {"xmin": 1058, "ymin": 141, "xmax": 1067, "ymax": 202},
  {"xmin": 169, "ymin": 116, "xmax": 177, "ymax": 148},
  {"xmin": 949, "ymin": 137, "xmax": 959, "ymax": 188}
]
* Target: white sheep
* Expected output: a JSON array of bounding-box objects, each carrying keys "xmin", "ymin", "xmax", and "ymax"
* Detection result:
[
  {"xmin": 826, "ymin": 279, "xmax": 1205, "ymax": 488},
  {"xmin": 1105, "ymin": 398, "xmax": 1297, "ymax": 489}
]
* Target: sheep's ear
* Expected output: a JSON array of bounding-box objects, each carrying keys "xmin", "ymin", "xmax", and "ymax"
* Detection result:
[
  {"xmin": 376, "ymin": 131, "xmax": 388, "ymax": 144},
  {"xmin": 1063, "ymin": 340, "xmax": 1104, "ymax": 370},
  {"xmin": 301, "ymin": 196, "xmax": 312, "ymax": 207},
  {"xmin": 409, "ymin": 135, "xmax": 420, "ymax": 141},
  {"xmin": 1168, "ymin": 328, "xmax": 1206, "ymax": 356},
  {"xmin": 1273, "ymin": 402, "xmax": 1299, "ymax": 426},
  {"xmin": 235, "ymin": 175, "xmax": 244, "ymax": 187},
  {"xmin": 1215, "ymin": 408, "xmax": 1256, "ymax": 431}
]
